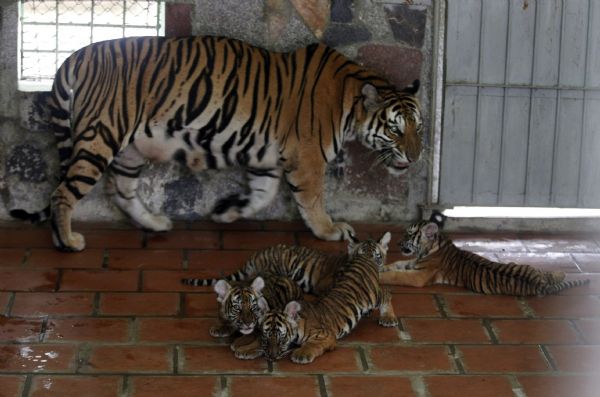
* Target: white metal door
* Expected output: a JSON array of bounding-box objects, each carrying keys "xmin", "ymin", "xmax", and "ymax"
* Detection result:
[{"xmin": 437, "ymin": 0, "xmax": 600, "ymax": 208}]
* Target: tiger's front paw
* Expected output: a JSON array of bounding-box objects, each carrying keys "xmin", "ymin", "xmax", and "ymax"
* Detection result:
[
  {"xmin": 378, "ymin": 315, "xmax": 398, "ymax": 328},
  {"xmin": 211, "ymin": 194, "xmax": 249, "ymax": 223}
]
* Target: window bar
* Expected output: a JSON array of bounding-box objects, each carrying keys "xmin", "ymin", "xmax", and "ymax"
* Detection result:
[
  {"xmin": 122, "ymin": 0, "xmax": 127, "ymax": 37},
  {"xmin": 90, "ymin": 1, "xmax": 94, "ymax": 43},
  {"xmin": 19, "ymin": 0, "xmax": 24, "ymax": 80},
  {"xmin": 157, "ymin": 0, "xmax": 161, "ymax": 36},
  {"xmin": 55, "ymin": 0, "xmax": 59, "ymax": 79}
]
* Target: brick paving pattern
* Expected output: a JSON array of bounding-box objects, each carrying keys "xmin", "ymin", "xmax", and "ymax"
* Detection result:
[{"xmin": 0, "ymin": 222, "xmax": 598, "ymax": 396}]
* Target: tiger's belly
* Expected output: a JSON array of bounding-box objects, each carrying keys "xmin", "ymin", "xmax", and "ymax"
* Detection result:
[{"xmin": 132, "ymin": 124, "xmax": 280, "ymax": 171}]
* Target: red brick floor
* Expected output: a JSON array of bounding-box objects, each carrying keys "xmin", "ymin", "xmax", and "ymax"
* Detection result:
[{"xmin": 0, "ymin": 221, "xmax": 599, "ymax": 397}]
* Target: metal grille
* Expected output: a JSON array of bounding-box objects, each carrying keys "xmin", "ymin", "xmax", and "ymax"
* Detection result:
[{"xmin": 19, "ymin": 0, "xmax": 164, "ymax": 84}]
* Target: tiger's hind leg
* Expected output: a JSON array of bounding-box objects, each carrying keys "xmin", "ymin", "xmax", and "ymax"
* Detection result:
[
  {"xmin": 291, "ymin": 332, "xmax": 336, "ymax": 364},
  {"xmin": 212, "ymin": 168, "xmax": 282, "ymax": 223},
  {"xmin": 106, "ymin": 145, "xmax": 172, "ymax": 232},
  {"xmin": 377, "ymin": 287, "xmax": 398, "ymax": 327},
  {"xmin": 50, "ymin": 126, "xmax": 116, "ymax": 251}
]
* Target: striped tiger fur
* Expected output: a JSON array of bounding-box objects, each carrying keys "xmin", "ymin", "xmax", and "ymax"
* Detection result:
[
  {"xmin": 380, "ymin": 212, "xmax": 590, "ymax": 296},
  {"xmin": 209, "ymin": 273, "xmax": 303, "ymax": 358},
  {"xmin": 10, "ymin": 36, "xmax": 423, "ymax": 252},
  {"xmin": 182, "ymin": 243, "xmax": 352, "ymax": 296},
  {"xmin": 251, "ymin": 233, "xmax": 397, "ymax": 363}
]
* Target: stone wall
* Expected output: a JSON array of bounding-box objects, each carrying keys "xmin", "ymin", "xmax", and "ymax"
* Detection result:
[{"xmin": 0, "ymin": 0, "xmax": 433, "ymax": 224}]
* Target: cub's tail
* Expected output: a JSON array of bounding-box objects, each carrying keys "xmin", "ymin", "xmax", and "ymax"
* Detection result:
[
  {"xmin": 10, "ymin": 206, "xmax": 51, "ymax": 224},
  {"xmin": 181, "ymin": 270, "xmax": 250, "ymax": 287},
  {"xmin": 544, "ymin": 278, "xmax": 590, "ymax": 295}
]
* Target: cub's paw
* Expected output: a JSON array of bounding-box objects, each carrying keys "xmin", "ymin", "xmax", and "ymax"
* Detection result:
[
  {"xmin": 54, "ymin": 231, "xmax": 86, "ymax": 252},
  {"xmin": 230, "ymin": 334, "xmax": 257, "ymax": 351},
  {"xmin": 234, "ymin": 346, "xmax": 263, "ymax": 360},
  {"xmin": 211, "ymin": 194, "xmax": 248, "ymax": 223},
  {"xmin": 209, "ymin": 325, "xmax": 234, "ymax": 338},
  {"xmin": 378, "ymin": 316, "xmax": 398, "ymax": 328}
]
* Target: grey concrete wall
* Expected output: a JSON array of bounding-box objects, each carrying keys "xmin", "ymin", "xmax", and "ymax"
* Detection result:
[{"xmin": 0, "ymin": 0, "xmax": 433, "ymax": 224}]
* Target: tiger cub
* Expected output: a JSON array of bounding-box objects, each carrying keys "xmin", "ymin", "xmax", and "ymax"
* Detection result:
[
  {"xmin": 182, "ymin": 244, "xmax": 351, "ymax": 296},
  {"xmin": 208, "ymin": 273, "xmax": 303, "ymax": 357},
  {"xmin": 380, "ymin": 212, "xmax": 590, "ymax": 296},
  {"xmin": 254, "ymin": 233, "xmax": 397, "ymax": 364}
]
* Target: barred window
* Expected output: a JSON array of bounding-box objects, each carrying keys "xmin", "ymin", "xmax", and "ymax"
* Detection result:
[{"xmin": 18, "ymin": 0, "xmax": 165, "ymax": 91}]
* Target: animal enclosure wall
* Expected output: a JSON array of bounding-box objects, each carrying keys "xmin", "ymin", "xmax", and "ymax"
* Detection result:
[
  {"xmin": 0, "ymin": 0, "xmax": 433, "ymax": 224},
  {"xmin": 439, "ymin": 0, "xmax": 600, "ymax": 209}
]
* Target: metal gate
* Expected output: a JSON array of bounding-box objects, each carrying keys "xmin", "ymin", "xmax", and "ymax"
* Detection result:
[{"xmin": 436, "ymin": 0, "xmax": 600, "ymax": 208}]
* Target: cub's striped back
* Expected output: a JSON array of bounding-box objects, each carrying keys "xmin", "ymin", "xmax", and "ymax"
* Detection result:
[{"xmin": 182, "ymin": 244, "xmax": 349, "ymax": 295}]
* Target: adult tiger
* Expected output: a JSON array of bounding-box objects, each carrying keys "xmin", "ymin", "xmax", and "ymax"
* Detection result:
[
  {"xmin": 380, "ymin": 212, "xmax": 590, "ymax": 296},
  {"xmin": 10, "ymin": 36, "xmax": 423, "ymax": 252},
  {"xmin": 252, "ymin": 233, "xmax": 398, "ymax": 363}
]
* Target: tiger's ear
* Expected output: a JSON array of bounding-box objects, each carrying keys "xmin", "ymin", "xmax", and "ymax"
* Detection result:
[
  {"xmin": 423, "ymin": 222, "xmax": 439, "ymax": 240},
  {"xmin": 429, "ymin": 211, "xmax": 446, "ymax": 228},
  {"xmin": 214, "ymin": 280, "xmax": 231, "ymax": 303},
  {"xmin": 251, "ymin": 276, "xmax": 265, "ymax": 293},
  {"xmin": 257, "ymin": 297, "xmax": 270, "ymax": 312},
  {"xmin": 362, "ymin": 84, "xmax": 382, "ymax": 110},
  {"xmin": 347, "ymin": 234, "xmax": 359, "ymax": 254},
  {"xmin": 378, "ymin": 232, "xmax": 392, "ymax": 251},
  {"xmin": 284, "ymin": 301, "xmax": 302, "ymax": 322},
  {"xmin": 404, "ymin": 79, "xmax": 420, "ymax": 95}
]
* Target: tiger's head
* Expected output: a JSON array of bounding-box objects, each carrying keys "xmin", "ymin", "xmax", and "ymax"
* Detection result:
[
  {"xmin": 401, "ymin": 212, "xmax": 446, "ymax": 259},
  {"xmin": 214, "ymin": 276, "xmax": 269, "ymax": 335},
  {"xmin": 347, "ymin": 232, "xmax": 392, "ymax": 270},
  {"xmin": 260, "ymin": 300, "xmax": 301, "ymax": 361},
  {"xmin": 359, "ymin": 80, "xmax": 423, "ymax": 176}
]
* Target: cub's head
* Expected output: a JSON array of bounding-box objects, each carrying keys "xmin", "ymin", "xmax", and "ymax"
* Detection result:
[
  {"xmin": 260, "ymin": 301, "xmax": 301, "ymax": 361},
  {"xmin": 401, "ymin": 212, "xmax": 446, "ymax": 258},
  {"xmin": 347, "ymin": 232, "xmax": 391, "ymax": 269},
  {"xmin": 359, "ymin": 80, "xmax": 423, "ymax": 176},
  {"xmin": 214, "ymin": 277, "xmax": 269, "ymax": 335}
]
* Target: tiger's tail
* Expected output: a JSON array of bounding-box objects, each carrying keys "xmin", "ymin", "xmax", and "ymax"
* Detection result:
[
  {"xmin": 10, "ymin": 81, "xmax": 72, "ymax": 225},
  {"xmin": 181, "ymin": 270, "xmax": 250, "ymax": 287},
  {"xmin": 543, "ymin": 278, "xmax": 590, "ymax": 295}
]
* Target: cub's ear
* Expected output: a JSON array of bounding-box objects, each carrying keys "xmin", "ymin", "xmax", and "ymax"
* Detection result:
[
  {"xmin": 214, "ymin": 280, "xmax": 231, "ymax": 303},
  {"xmin": 404, "ymin": 79, "xmax": 420, "ymax": 95},
  {"xmin": 429, "ymin": 211, "xmax": 446, "ymax": 228},
  {"xmin": 251, "ymin": 276, "xmax": 265, "ymax": 293},
  {"xmin": 378, "ymin": 232, "xmax": 392, "ymax": 251},
  {"xmin": 346, "ymin": 234, "xmax": 359, "ymax": 254},
  {"xmin": 257, "ymin": 297, "xmax": 270, "ymax": 312},
  {"xmin": 362, "ymin": 84, "xmax": 382, "ymax": 110},
  {"xmin": 423, "ymin": 222, "xmax": 439, "ymax": 240},
  {"xmin": 284, "ymin": 301, "xmax": 302, "ymax": 322}
]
